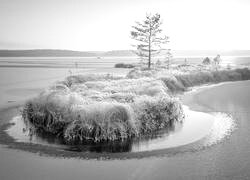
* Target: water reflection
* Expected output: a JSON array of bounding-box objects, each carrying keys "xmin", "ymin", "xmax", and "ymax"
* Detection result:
[
  {"xmin": 205, "ymin": 112, "xmax": 236, "ymax": 146},
  {"xmin": 66, "ymin": 140, "xmax": 134, "ymax": 153},
  {"xmin": 7, "ymin": 106, "xmax": 230, "ymax": 153}
]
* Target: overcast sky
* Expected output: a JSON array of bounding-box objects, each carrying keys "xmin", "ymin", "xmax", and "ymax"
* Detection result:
[{"xmin": 0, "ymin": 0, "xmax": 249, "ymax": 51}]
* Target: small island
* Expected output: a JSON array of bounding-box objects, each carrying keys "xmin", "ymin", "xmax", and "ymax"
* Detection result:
[{"xmin": 22, "ymin": 62, "xmax": 250, "ymax": 144}]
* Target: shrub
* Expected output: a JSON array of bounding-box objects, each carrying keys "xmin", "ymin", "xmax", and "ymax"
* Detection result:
[
  {"xmin": 115, "ymin": 63, "xmax": 135, "ymax": 68},
  {"xmin": 202, "ymin": 57, "xmax": 211, "ymax": 65}
]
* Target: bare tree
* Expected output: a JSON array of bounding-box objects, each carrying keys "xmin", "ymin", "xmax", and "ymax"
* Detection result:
[{"xmin": 131, "ymin": 13, "xmax": 169, "ymax": 69}]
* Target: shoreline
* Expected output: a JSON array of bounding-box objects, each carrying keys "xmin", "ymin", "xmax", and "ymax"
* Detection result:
[
  {"xmin": 0, "ymin": 80, "xmax": 239, "ymax": 159},
  {"xmin": 182, "ymin": 79, "xmax": 250, "ymax": 112}
]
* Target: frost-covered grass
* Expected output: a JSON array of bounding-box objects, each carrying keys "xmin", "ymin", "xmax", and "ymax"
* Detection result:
[
  {"xmin": 22, "ymin": 66, "xmax": 250, "ymax": 144},
  {"xmin": 64, "ymin": 102, "xmax": 138, "ymax": 142},
  {"xmin": 22, "ymin": 74, "xmax": 184, "ymax": 143},
  {"xmin": 61, "ymin": 73, "xmax": 123, "ymax": 87},
  {"xmin": 174, "ymin": 68, "xmax": 250, "ymax": 90},
  {"xmin": 127, "ymin": 66, "xmax": 250, "ymax": 93},
  {"xmin": 133, "ymin": 96, "xmax": 183, "ymax": 134}
]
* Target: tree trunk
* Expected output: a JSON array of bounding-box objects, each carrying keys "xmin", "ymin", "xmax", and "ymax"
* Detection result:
[
  {"xmin": 148, "ymin": 49, "xmax": 151, "ymax": 69},
  {"xmin": 148, "ymin": 25, "xmax": 152, "ymax": 69}
]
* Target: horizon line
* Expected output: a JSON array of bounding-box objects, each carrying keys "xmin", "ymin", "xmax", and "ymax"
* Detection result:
[{"xmin": 1, "ymin": 49, "xmax": 250, "ymax": 52}]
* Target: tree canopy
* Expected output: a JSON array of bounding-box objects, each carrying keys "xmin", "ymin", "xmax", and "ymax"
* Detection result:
[{"xmin": 131, "ymin": 13, "xmax": 169, "ymax": 69}]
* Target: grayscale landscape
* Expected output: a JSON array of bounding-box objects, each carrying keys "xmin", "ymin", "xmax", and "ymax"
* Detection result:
[{"xmin": 1, "ymin": 0, "xmax": 250, "ymax": 180}]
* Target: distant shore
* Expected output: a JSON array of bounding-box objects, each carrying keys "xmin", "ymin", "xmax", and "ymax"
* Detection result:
[{"xmin": 1, "ymin": 49, "xmax": 250, "ymax": 57}]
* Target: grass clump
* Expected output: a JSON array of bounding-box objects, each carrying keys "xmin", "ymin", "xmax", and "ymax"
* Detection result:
[
  {"xmin": 22, "ymin": 90, "xmax": 91, "ymax": 135},
  {"xmin": 235, "ymin": 68, "xmax": 250, "ymax": 80},
  {"xmin": 22, "ymin": 74, "xmax": 183, "ymax": 144},
  {"xmin": 159, "ymin": 76, "xmax": 186, "ymax": 93},
  {"xmin": 133, "ymin": 96, "xmax": 184, "ymax": 134},
  {"xmin": 174, "ymin": 68, "xmax": 250, "ymax": 89},
  {"xmin": 82, "ymin": 78, "xmax": 169, "ymax": 100},
  {"xmin": 175, "ymin": 71, "xmax": 215, "ymax": 88},
  {"xmin": 126, "ymin": 68, "xmax": 158, "ymax": 79},
  {"xmin": 127, "ymin": 67, "xmax": 250, "ymax": 93},
  {"xmin": 61, "ymin": 73, "xmax": 123, "ymax": 87},
  {"xmin": 64, "ymin": 103, "xmax": 138, "ymax": 143}
]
